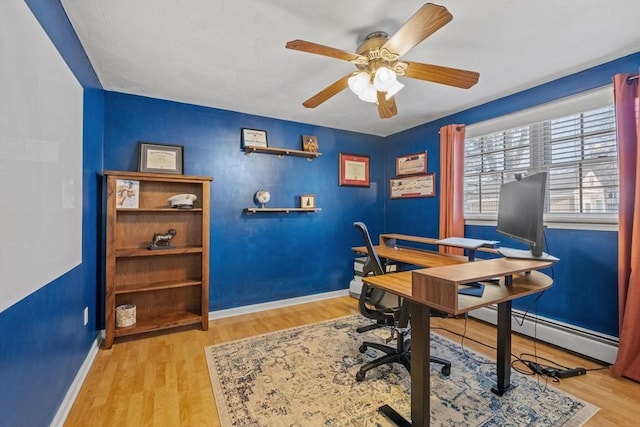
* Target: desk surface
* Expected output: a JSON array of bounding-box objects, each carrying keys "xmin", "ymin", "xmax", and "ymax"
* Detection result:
[
  {"xmin": 352, "ymin": 244, "xmax": 466, "ymax": 268},
  {"xmin": 362, "ymin": 258, "xmax": 554, "ymax": 316}
]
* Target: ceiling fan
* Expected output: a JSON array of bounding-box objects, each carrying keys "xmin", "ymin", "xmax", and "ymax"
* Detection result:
[{"xmin": 285, "ymin": 2, "xmax": 479, "ymax": 119}]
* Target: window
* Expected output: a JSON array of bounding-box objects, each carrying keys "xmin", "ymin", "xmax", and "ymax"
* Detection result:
[{"xmin": 464, "ymin": 86, "xmax": 618, "ymax": 226}]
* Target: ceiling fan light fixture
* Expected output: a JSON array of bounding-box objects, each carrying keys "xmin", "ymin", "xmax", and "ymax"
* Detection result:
[
  {"xmin": 358, "ymin": 83, "xmax": 377, "ymax": 103},
  {"xmin": 348, "ymin": 71, "xmax": 370, "ymax": 95},
  {"xmin": 373, "ymin": 66, "xmax": 396, "ymax": 91},
  {"xmin": 385, "ymin": 81, "xmax": 405, "ymax": 100}
]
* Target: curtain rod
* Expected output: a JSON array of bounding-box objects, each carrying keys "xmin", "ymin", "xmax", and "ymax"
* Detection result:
[
  {"xmin": 628, "ymin": 74, "xmax": 638, "ymax": 83},
  {"xmin": 438, "ymin": 125, "xmax": 465, "ymax": 134}
]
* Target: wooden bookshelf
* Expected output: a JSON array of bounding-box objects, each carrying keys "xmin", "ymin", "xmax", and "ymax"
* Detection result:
[{"xmin": 103, "ymin": 171, "xmax": 213, "ymax": 348}]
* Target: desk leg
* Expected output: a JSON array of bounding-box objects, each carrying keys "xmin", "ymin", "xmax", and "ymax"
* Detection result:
[
  {"xmin": 377, "ymin": 302, "xmax": 430, "ymax": 427},
  {"xmin": 410, "ymin": 302, "xmax": 431, "ymax": 426},
  {"xmin": 491, "ymin": 300, "xmax": 513, "ymax": 396}
]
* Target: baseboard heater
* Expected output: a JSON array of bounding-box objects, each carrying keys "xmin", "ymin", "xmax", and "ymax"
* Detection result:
[{"xmin": 470, "ymin": 306, "xmax": 619, "ymax": 365}]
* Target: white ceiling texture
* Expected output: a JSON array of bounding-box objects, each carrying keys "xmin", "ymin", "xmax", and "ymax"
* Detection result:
[{"xmin": 61, "ymin": 0, "xmax": 640, "ymax": 137}]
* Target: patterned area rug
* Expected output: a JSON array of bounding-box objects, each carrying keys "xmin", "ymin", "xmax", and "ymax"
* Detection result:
[{"xmin": 205, "ymin": 315, "xmax": 598, "ymax": 426}]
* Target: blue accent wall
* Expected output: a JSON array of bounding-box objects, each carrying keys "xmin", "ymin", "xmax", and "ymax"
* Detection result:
[
  {"xmin": 3, "ymin": 1, "xmax": 638, "ymax": 424},
  {"xmin": 102, "ymin": 92, "xmax": 385, "ymax": 311}
]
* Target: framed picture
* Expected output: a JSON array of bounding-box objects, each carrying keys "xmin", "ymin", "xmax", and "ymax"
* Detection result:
[
  {"xmin": 138, "ymin": 142, "xmax": 184, "ymax": 174},
  {"xmin": 339, "ymin": 152, "xmax": 370, "ymax": 187},
  {"xmin": 302, "ymin": 135, "xmax": 319, "ymax": 152},
  {"xmin": 242, "ymin": 128, "xmax": 268, "ymax": 148},
  {"xmin": 115, "ymin": 179, "xmax": 140, "ymax": 208},
  {"xmin": 396, "ymin": 152, "xmax": 427, "ymax": 176},
  {"xmin": 390, "ymin": 174, "xmax": 436, "ymax": 199},
  {"xmin": 300, "ymin": 194, "xmax": 316, "ymax": 208}
]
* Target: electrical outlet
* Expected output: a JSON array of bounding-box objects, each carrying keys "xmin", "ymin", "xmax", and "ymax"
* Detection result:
[{"xmin": 84, "ymin": 307, "xmax": 89, "ymax": 326}]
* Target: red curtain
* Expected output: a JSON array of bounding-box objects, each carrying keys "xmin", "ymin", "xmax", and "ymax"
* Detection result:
[
  {"xmin": 610, "ymin": 72, "xmax": 640, "ymax": 382},
  {"xmin": 439, "ymin": 124, "xmax": 466, "ymax": 255}
]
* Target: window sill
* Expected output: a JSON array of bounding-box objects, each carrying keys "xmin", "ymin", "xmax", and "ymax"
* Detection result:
[{"xmin": 465, "ymin": 217, "xmax": 618, "ymax": 232}]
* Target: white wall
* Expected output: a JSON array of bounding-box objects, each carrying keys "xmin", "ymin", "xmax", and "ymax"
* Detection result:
[{"xmin": 0, "ymin": 0, "xmax": 83, "ymax": 312}]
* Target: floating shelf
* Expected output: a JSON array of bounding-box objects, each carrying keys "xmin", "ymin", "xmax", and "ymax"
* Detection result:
[
  {"xmin": 243, "ymin": 145, "xmax": 321, "ymax": 160},
  {"xmin": 244, "ymin": 207, "xmax": 321, "ymax": 214}
]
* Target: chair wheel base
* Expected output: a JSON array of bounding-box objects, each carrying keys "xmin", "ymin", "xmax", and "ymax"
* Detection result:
[
  {"xmin": 441, "ymin": 365, "xmax": 451, "ymax": 376},
  {"xmin": 355, "ymin": 371, "xmax": 365, "ymax": 382},
  {"xmin": 359, "ymin": 344, "xmax": 367, "ymax": 353}
]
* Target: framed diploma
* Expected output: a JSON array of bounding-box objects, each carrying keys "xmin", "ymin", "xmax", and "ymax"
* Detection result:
[
  {"xmin": 138, "ymin": 142, "xmax": 184, "ymax": 174},
  {"xmin": 396, "ymin": 152, "xmax": 427, "ymax": 176},
  {"xmin": 390, "ymin": 174, "xmax": 436, "ymax": 199},
  {"xmin": 242, "ymin": 128, "xmax": 268, "ymax": 148},
  {"xmin": 339, "ymin": 152, "xmax": 370, "ymax": 187}
]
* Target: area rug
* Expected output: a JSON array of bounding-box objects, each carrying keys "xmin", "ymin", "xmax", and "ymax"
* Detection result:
[{"xmin": 205, "ymin": 315, "xmax": 598, "ymax": 426}]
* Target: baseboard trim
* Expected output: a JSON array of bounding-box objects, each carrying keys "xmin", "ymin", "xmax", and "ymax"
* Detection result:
[
  {"xmin": 470, "ymin": 306, "xmax": 619, "ymax": 364},
  {"xmin": 209, "ymin": 289, "xmax": 350, "ymax": 320},
  {"xmin": 51, "ymin": 334, "xmax": 101, "ymax": 427}
]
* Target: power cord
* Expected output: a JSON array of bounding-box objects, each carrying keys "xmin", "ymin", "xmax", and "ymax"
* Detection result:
[{"xmin": 433, "ymin": 316, "xmax": 601, "ymax": 384}]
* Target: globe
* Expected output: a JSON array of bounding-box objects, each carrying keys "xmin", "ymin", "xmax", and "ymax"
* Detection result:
[{"xmin": 255, "ymin": 190, "xmax": 271, "ymax": 207}]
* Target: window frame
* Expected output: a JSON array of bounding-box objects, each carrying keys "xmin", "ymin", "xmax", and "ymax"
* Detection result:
[{"xmin": 464, "ymin": 86, "xmax": 618, "ymax": 231}]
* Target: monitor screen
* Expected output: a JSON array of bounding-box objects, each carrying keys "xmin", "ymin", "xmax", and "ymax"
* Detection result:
[{"xmin": 496, "ymin": 172, "xmax": 547, "ymax": 258}]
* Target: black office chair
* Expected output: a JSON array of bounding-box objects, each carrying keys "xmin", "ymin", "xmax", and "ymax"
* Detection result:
[{"xmin": 353, "ymin": 222, "xmax": 451, "ymax": 381}]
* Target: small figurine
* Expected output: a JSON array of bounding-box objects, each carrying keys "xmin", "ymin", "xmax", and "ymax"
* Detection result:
[{"xmin": 148, "ymin": 229, "xmax": 177, "ymax": 250}]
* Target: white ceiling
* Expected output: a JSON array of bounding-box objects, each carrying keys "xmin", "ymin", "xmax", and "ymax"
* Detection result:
[{"xmin": 61, "ymin": 0, "xmax": 640, "ymax": 137}]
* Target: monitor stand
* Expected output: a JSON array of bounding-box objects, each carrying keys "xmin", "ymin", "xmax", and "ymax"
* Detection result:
[{"xmin": 498, "ymin": 247, "xmax": 559, "ymax": 262}]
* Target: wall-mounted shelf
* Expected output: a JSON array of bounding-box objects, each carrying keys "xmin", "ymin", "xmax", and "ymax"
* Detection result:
[
  {"xmin": 244, "ymin": 207, "xmax": 321, "ymax": 214},
  {"xmin": 243, "ymin": 145, "xmax": 322, "ymax": 160}
]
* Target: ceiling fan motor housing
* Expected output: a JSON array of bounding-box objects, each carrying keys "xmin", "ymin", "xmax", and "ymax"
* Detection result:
[{"xmin": 354, "ymin": 32, "xmax": 407, "ymax": 76}]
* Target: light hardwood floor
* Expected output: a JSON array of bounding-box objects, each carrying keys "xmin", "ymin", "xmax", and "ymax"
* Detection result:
[{"xmin": 64, "ymin": 296, "xmax": 640, "ymax": 426}]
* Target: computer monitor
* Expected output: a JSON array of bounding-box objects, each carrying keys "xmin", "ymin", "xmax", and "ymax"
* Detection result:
[{"xmin": 496, "ymin": 172, "xmax": 555, "ymax": 260}]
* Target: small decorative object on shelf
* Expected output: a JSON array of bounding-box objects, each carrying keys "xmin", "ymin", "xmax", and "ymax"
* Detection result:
[
  {"xmin": 302, "ymin": 135, "xmax": 319, "ymax": 152},
  {"xmin": 115, "ymin": 304, "xmax": 136, "ymax": 328},
  {"xmin": 242, "ymin": 128, "xmax": 268, "ymax": 148},
  {"xmin": 116, "ymin": 179, "xmax": 140, "ymax": 208},
  {"xmin": 148, "ymin": 228, "xmax": 177, "ymax": 250},
  {"xmin": 300, "ymin": 194, "xmax": 316, "ymax": 208},
  {"xmin": 167, "ymin": 193, "xmax": 197, "ymax": 208},
  {"xmin": 254, "ymin": 189, "xmax": 271, "ymax": 208},
  {"xmin": 138, "ymin": 142, "xmax": 184, "ymax": 174}
]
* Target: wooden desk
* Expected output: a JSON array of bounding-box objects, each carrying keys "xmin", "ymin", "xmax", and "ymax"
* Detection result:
[
  {"xmin": 362, "ymin": 258, "xmax": 554, "ymax": 427},
  {"xmin": 352, "ymin": 244, "xmax": 467, "ymax": 269},
  {"xmin": 352, "ymin": 233, "xmax": 497, "ymax": 268}
]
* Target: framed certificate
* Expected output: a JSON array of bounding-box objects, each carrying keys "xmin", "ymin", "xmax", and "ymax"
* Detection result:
[
  {"xmin": 242, "ymin": 128, "xmax": 268, "ymax": 148},
  {"xmin": 390, "ymin": 174, "xmax": 435, "ymax": 199},
  {"xmin": 138, "ymin": 142, "xmax": 184, "ymax": 174},
  {"xmin": 396, "ymin": 152, "xmax": 427, "ymax": 176},
  {"xmin": 339, "ymin": 153, "xmax": 370, "ymax": 187}
]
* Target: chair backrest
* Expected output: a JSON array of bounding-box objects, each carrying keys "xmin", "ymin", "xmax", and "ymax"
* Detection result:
[
  {"xmin": 353, "ymin": 222, "xmax": 385, "ymax": 276},
  {"xmin": 353, "ymin": 222, "xmax": 388, "ymax": 311},
  {"xmin": 353, "ymin": 222, "xmax": 410, "ymax": 327}
]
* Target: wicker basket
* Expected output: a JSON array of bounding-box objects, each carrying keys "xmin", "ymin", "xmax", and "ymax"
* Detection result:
[{"xmin": 115, "ymin": 304, "xmax": 136, "ymax": 327}]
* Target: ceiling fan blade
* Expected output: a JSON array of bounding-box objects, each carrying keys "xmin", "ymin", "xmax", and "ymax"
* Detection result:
[
  {"xmin": 382, "ymin": 3, "xmax": 452, "ymax": 57},
  {"xmin": 302, "ymin": 74, "xmax": 351, "ymax": 108},
  {"xmin": 404, "ymin": 61, "xmax": 479, "ymax": 89},
  {"xmin": 377, "ymin": 92, "xmax": 398, "ymax": 119},
  {"xmin": 286, "ymin": 39, "xmax": 364, "ymax": 62}
]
